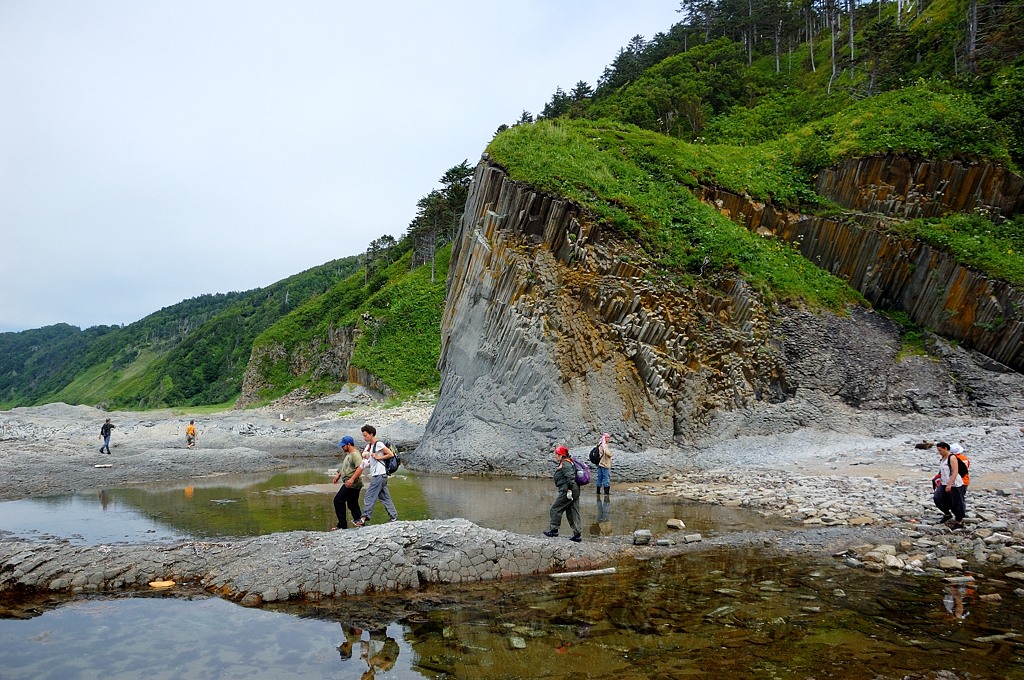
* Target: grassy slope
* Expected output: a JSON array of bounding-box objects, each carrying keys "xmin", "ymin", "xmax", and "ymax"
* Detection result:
[{"xmin": 246, "ymin": 246, "xmax": 451, "ymax": 403}]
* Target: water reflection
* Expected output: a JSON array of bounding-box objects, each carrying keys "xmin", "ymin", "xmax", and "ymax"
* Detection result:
[
  {"xmin": 0, "ymin": 468, "xmax": 791, "ymax": 544},
  {"xmin": 2, "ymin": 549, "xmax": 1022, "ymax": 679}
]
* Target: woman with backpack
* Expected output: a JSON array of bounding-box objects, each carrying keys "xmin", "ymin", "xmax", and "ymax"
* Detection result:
[
  {"xmin": 933, "ymin": 441, "xmax": 966, "ymax": 530},
  {"xmin": 543, "ymin": 445, "xmax": 582, "ymax": 542}
]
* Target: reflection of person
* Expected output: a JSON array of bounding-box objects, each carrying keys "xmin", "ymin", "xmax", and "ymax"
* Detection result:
[
  {"xmin": 933, "ymin": 441, "xmax": 966, "ymax": 529},
  {"xmin": 351, "ymin": 425, "xmax": 398, "ymax": 527},
  {"xmin": 331, "ymin": 436, "xmax": 364, "ymax": 530},
  {"xmin": 99, "ymin": 418, "xmax": 115, "ymax": 454},
  {"xmin": 362, "ymin": 629, "xmax": 399, "ymax": 673},
  {"xmin": 185, "ymin": 420, "xmax": 197, "ymax": 449},
  {"xmin": 595, "ymin": 432, "xmax": 612, "ymax": 496},
  {"xmin": 543, "ymin": 445, "xmax": 582, "ymax": 542},
  {"xmin": 589, "ymin": 497, "xmax": 611, "ymax": 536},
  {"xmin": 943, "ymin": 584, "xmax": 970, "ymax": 620},
  {"xmin": 337, "ymin": 625, "xmax": 362, "ymax": 660},
  {"xmin": 98, "ymin": 489, "xmax": 110, "ymax": 510}
]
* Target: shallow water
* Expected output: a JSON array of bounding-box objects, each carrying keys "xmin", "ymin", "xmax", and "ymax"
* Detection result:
[
  {"xmin": 2, "ymin": 548, "xmax": 1022, "ymax": 679},
  {"xmin": 0, "ymin": 465, "xmax": 791, "ymax": 544}
]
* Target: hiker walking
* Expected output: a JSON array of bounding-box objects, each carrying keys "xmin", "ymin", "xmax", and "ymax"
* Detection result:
[
  {"xmin": 350, "ymin": 424, "xmax": 398, "ymax": 526},
  {"xmin": 595, "ymin": 432, "xmax": 612, "ymax": 496},
  {"xmin": 543, "ymin": 445, "xmax": 582, "ymax": 542},
  {"xmin": 99, "ymin": 418, "xmax": 115, "ymax": 454},
  {"xmin": 932, "ymin": 441, "xmax": 966, "ymax": 530},
  {"xmin": 331, "ymin": 435, "xmax": 364, "ymax": 530},
  {"xmin": 185, "ymin": 420, "xmax": 197, "ymax": 449}
]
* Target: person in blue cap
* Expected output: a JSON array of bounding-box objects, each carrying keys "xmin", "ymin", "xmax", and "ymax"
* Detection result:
[{"xmin": 331, "ymin": 435, "xmax": 364, "ymax": 529}]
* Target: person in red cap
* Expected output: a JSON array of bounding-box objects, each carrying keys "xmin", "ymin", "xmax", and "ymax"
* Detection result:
[{"xmin": 544, "ymin": 445, "xmax": 582, "ymax": 542}]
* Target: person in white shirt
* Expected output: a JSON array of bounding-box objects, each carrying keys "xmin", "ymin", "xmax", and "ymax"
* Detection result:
[
  {"xmin": 933, "ymin": 441, "xmax": 966, "ymax": 530},
  {"xmin": 349, "ymin": 424, "xmax": 398, "ymax": 526}
]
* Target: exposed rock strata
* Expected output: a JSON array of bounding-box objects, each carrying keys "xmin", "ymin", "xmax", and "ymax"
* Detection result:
[
  {"xmin": 415, "ymin": 160, "xmax": 1024, "ymax": 478},
  {"xmin": 816, "ymin": 155, "xmax": 1024, "ymax": 221},
  {"xmin": 699, "ymin": 180, "xmax": 1024, "ymax": 372},
  {"xmin": 237, "ymin": 325, "xmax": 395, "ymax": 407}
]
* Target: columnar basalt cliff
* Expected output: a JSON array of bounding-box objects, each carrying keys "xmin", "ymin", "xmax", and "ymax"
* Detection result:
[
  {"xmin": 413, "ymin": 159, "xmax": 1011, "ymax": 479},
  {"xmin": 816, "ymin": 155, "xmax": 1024, "ymax": 221},
  {"xmin": 699, "ymin": 156, "xmax": 1024, "ymax": 372}
]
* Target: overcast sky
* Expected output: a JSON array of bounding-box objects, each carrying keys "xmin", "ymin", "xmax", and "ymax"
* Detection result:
[{"xmin": 1, "ymin": 1, "xmax": 681, "ymax": 333}]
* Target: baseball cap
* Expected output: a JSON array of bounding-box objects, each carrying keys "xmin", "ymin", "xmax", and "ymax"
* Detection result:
[
  {"xmin": 555, "ymin": 445, "xmax": 569, "ymax": 456},
  {"xmin": 339, "ymin": 436, "xmax": 355, "ymax": 447}
]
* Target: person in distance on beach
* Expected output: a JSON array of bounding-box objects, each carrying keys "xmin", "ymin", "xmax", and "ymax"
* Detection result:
[
  {"xmin": 596, "ymin": 432, "xmax": 612, "ymax": 496},
  {"xmin": 544, "ymin": 445, "xmax": 582, "ymax": 542},
  {"xmin": 99, "ymin": 418, "xmax": 115, "ymax": 454},
  {"xmin": 331, "ymin": 435, "xmax": 364, "ymax": 530},
  {"xmin": 185, "ymin": 420, "xmax": 197, "ymax": 449}
]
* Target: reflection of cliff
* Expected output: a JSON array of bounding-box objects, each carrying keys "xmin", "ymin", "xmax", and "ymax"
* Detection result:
[{"xmin": 416, "ymin": 159, "xmax": 1023, "ymax": 474}]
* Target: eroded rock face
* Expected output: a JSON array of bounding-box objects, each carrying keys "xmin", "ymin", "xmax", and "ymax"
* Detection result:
[
  {"xmin": 237, "ymin": 325, "xmax": 362, "ymax": 407},
  {"xmin": 414, "ymin": 160, "xmax": 1024, "ymax": 478}
]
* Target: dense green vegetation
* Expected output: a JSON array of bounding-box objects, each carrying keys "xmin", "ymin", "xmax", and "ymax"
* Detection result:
[
  {"xmin": 508, "ymin": 0, "xmax": 1024, "ymax": 294},
  {"xmin": 487, "ymin": 119, "xmax": 862, "ymax": 310},
  {"xmin": 243, "ymin": 246, "xmax": 451, "ymax": 404}
]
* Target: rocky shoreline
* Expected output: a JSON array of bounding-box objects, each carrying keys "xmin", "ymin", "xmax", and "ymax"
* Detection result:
[{"xmin": 2, "ymin": 399, "xmax": 1023, "ymax": 604}]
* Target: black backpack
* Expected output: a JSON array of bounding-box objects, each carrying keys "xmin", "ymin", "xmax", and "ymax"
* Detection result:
[
  {"xmin": 383, "ymin": 441, "xmax": 401, "ymax": 475},
  {"xmin": 588, "ymin": 445, "xmax": 601, "ymax": 466}
]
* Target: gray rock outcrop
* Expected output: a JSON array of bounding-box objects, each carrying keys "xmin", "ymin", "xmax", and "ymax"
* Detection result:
[{"xmin": 413, "ymin": 160, "xmax": 1024, "ymax": 479}]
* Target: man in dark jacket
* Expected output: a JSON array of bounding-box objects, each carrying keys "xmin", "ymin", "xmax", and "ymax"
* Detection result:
[
  {"xmin": 99, "ymin": 418, "xmax": 115, "ymax": 454},
  {"xmin": 543, "ymin": 445, "xmax": 582, "ymax": 542}
]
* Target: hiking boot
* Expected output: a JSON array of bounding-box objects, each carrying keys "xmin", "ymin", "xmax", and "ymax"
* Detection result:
[
  {"xmin": 933, "ymin": 514, "xmax": 953, "ymax": 524},
  {"xmin": 949, "ymin": 521, "xmax": 965, "ymax": 531},
  {"xmin": 543, "ymin": 529, "xmax": 558, "ymax": 537},
  {"xmin": 570, "ymin": 533, "xmax": 582, "ymax": 542}
]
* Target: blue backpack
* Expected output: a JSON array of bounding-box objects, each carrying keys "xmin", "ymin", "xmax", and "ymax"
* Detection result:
[{"xmin": 571, "ymin": 457, "xmax": 591, "ymax": 486}]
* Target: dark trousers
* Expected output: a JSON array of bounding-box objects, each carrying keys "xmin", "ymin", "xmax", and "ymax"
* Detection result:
[
  {"xmin": 548, "ymin": 490, "xmax": 582, "ymax": 534},
  {"xmin": 933, "ymin": 484, "xmax": 967, "ymax": 521},
  {"xmin": 333, "ymin": 484, "xmax": 362, "ymax": 529}
]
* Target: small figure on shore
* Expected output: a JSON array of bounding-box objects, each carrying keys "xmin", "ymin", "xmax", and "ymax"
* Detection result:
[
  {"xmin": 595, "ymin": 432, "xmax": 612, "ymax": 496},
  {"xmin": 932, "ymin": 441, "xmax": 967, "ymax": 530},
  {"xmin": 99, "ymin": 418, "xmax": 115, "ymax": 454},
  {"xmin": 544, "ymin": 445, "xmax": 582, "ymax": 542},
  {"xmin": 350, "ymin": 424, "xmax": 398, "ymax": 527},
  {"xmin": 185, "ymin": 420, "xmax": 197, "ymax": 449},
  {"xmin": 331, "ymin": 435, "xmax": 364, "ymax": 530}
]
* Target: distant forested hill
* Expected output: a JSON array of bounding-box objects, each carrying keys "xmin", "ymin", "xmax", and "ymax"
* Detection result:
[{"xmin": 0, "ymin": 259, "xmax": 358, "ymax": 409}]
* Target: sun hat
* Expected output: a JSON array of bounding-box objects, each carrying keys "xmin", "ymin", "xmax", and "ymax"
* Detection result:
[
  {"xmin": 339, "ymin": 435, "xmax": 355, "ymax": 447},
  {"xmin": 950, "ymin": 443, "xmax": 964, "ymax": 454}
]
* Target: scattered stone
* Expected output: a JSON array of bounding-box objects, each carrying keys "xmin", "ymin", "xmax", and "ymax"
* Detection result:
[
  {"xmin": 666, "ymin": 518, "xmax": 685, "ymax": 530},
  {"xmin": 632, "ymin": 530, "xmax": 653, "ymax": 546},
  {"xmin": 509, "ymin": 636, "xmax": 527, "ymax": 649},
  {"xmin": 938, "ymin": 556, "xmax": 963, "ymax": 571}
]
